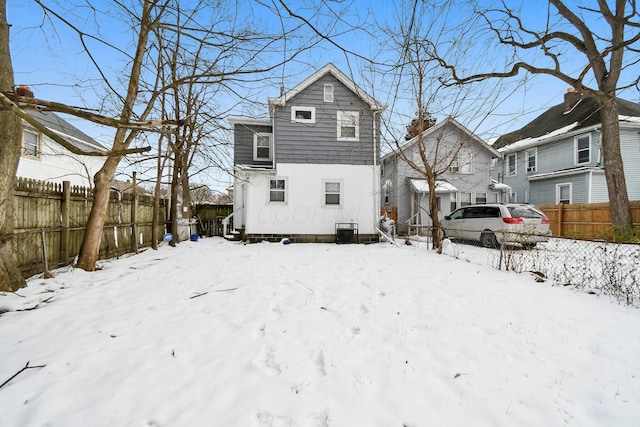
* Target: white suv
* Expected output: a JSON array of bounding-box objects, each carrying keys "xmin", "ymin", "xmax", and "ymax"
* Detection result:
[{"xmin": 442, "ymin": 203, "xmax": 551, "ymax": 248}]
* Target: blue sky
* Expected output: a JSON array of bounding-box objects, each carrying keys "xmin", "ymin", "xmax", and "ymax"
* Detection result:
[{"xmin": 7, "ymin": 0, "xmax": 640, "ymax": 191}]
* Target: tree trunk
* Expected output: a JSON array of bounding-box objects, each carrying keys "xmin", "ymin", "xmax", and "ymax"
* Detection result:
[
  {"xmin": 76, "ymin": 156, "xmax": 121, "ymax": 270},
  {"xmin": 0, "ymin": 1, "xmax": 26, "ymax": 291},
  {"xmin": 599, "ymin": 97, "xmax": 633, "ymax": 235}
]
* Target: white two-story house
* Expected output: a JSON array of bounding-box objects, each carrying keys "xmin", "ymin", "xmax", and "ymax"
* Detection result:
[
  {"xmin": 229, "ymin": 63, "xmax": 387, "ymax": 243},
  {"xmin": 493, "ymin": 90, "xmax": 640, "ymax": 205},
  {"xmin": 18, "ymin": 109, "xmax": 107, "ymax": 188},
  {"xmin": 381, "ymin": 117, "xmax": 501, "ymax": 235}
]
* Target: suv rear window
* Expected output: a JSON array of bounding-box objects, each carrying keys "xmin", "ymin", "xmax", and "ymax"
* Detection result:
[{"xmin": 508, "ymin": 206, "xmax": 545, "ymax": 218}]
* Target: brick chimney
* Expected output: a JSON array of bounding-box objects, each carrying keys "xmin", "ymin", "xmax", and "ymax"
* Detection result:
[
  {"xmin": 564, "ymin": 88, "xmax": 582, "ymax": 113},
  {"xmin": 16, "ymin": 84, "xmax": 34, "ymax": 98}
]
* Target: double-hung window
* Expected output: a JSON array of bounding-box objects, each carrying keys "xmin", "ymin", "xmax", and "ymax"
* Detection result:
[
  {"xmin": 23, "ymin": 129, "xmax": 39, "ymax": 157},
  {"xmin": 576, "ymin": 134, "xmax": 591, "ymax": 165},
  {"xmin": 506, "ymin": 153, "xmax": 517, "ymax": 177},
  {"xmin": 337, "ymin": 111, "xmax": 359, "ymax": 141},
  {"xmin": 458, "ymin": 151, "xmax": 473, "ymax": 173},
  {"xmin": 525, "ymin": 148, "xmax": 537, "ymax": 173},
  {"xmin": 475, "ymin": 192, "xmax": 487, "ymax": 204},
  {"xmin": 324, "ymin": 84, "xmax": 334, "ymax": 102},
  {"xmin": 253, "ymin": 133, "xmax": 272, "ymax": 161},
  {"xmin": 460, "ymin": 192, "xmax": 472, "ymax": 207},
  {"xmin": 323, "ymin": 180, "xmax": 342, "ymax": 206},
  {"xmin": 269, "ymin": 178, "xmax": 287, "ymax": 203}
]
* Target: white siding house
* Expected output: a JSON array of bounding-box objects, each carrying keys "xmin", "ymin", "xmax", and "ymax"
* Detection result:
[{"xmin": 17, "ymin": 110, "xmax": 107, "ymax": 188}]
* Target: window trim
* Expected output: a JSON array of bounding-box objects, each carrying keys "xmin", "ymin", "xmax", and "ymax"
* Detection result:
[
  {"xmin": 291, "ymin": 106, "xmax": 316, "ymax": 124},
  {"xmin": 324, "ymin": 84, "xmax": 334, "ymax": 103},
  {"xmin": 525, "ymin": 148, "xmax": 537, "ymax": 173},
  {"xmin": 322, "ymin": 179, "xmax": 343, "ymax": 207},
  {"xmin": 575, "ymin": 133, "xmax": 591, "ymax": 165},
  {"xmin": 337, "ymin": 111, "xmax": 359, "ymax": 141},
  {"xmin": 269, "ymin": 177, "xmax": 287, "ymax": 204},
  {"xmin": 557, "ymin": 182, "xmax": 572, "ymax": 204},
  {"xmin": 506, "ymin": 153, "xmax": 517, "ymax": 177},
  {"xmin": 23, "ymin": 129, "xmax": 40, "ymax": 158},
  {"xmin": 253, "ymin": 132, "xmax": 272, "ymax": 161},
  {"xmin": 475, "ymin": 192, "xmax": 487, "ymax": 204}
]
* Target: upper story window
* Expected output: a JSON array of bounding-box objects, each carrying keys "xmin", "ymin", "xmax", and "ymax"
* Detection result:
[
  {"xmin": 324, "ymin": 84, "xmax": 334, "ymax": 102},
  {"xmin": 525, "ymin": 148, "xmax": 537, "ymax": 173},
  {"xmin": 337, "ymin": 111, "xmax": 359, "ymax": 141},
  {"xmin": 291, "ymin": 106, "xmax": 315, "ymax": 124},
  {"xmin": 23, "ymin": 129, "xmax": 40, "ymax": 158},
  {"xmin": 253, "ymin": 133, "xmax": 272, "ymax": 161},
  {"xmin": 450, "ymin": 151, "xmax": 473, "ymax": 173},
  {"xmin": 269, "ymin": 178, "xmax": 287, "ymax": 203},
  {"xmin": 575, "ymin": 134, "xmax": 591, "ymax": 165},
  {"xmin": 323, "ymin": 180, "xmax": 342, "ymax": 206},
  {"xmin": 506, "ymin": 153, "xmax": 517, "ymax": 177}
]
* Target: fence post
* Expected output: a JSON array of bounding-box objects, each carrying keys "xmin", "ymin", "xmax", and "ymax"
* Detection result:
[
  {"xmin": 557, "ymin": 202, "xmax": 564, "ymax": 237},
  {"xmin": 131, "ymin": 172, "xmax": 139, "ymax": 253},
  {"xmin": 60, "ymin": 181, "xmax": 70, "ymax": 264}
]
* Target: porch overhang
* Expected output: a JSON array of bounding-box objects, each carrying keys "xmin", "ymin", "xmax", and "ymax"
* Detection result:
[{"xmin": 409, "ymin": 179, "xmax": 458, "ymax": 194}]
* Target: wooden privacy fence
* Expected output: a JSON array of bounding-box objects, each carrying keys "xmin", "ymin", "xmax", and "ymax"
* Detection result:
[
  {"xmin": 13, "ymin": 177, "xmax": 166, "ymax": 278},
  {"xmin": 537, "ymin": 201, "xmax": 640, "ymax": 240}
]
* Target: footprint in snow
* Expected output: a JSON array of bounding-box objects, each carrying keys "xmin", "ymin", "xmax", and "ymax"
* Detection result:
[
  {"xmin": 251, "ymin": 346, "xmax": 281, "ymax": 376},
  {"xmin": 312, "ymin": 349, "xmax": 327, "ymax": 376},
  {"xmin": 253, "ymin": 411, "xmax": 294, "ymax": 427},
  {"xmin": 253, "ymin": 324, "xmax": 266, "ymax": 340}
]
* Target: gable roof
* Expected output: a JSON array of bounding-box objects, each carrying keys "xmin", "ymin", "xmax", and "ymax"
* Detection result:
[
  {"xmin": 494, "ymin": 97, "xmax": 640, "ymax": 150},
  {"xmin": 384, "ymin": 116, "xmax": 500, "ymax": 160},
  {"xmin": 268, "ymin": 63, "xmax": 387, "ymax": 111},
  {"xmin": 26, "ymin": 110, "xmax": 108, "ymax": 151}
]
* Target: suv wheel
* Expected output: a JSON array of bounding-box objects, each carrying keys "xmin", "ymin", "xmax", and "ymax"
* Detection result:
[{"xmin": 480, "ymin": 231, "xmax": 499, "ymax": 248}]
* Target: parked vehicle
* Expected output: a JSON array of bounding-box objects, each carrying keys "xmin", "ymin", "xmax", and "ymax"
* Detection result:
[{"xmin": 441, "ymin": 203, "xmax": 551, "ymax": 248}]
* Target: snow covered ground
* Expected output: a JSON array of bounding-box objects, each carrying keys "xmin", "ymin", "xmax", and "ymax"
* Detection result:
[{"xmin": 1, "ymin": 237, "xmax": 639, "ymax": 426}]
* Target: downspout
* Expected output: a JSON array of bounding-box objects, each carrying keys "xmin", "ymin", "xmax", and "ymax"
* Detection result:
[{"xmin": 373, "ymin": 110, "xmax": 380, "ymax": 235}]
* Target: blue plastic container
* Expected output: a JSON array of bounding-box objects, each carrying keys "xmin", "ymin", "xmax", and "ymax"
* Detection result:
[{"xmin": 190, "ymin": 234, "xmax": 199, "ymax": 242}]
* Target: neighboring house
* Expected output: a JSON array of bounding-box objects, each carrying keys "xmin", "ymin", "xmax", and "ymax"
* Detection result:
[
  {"xmin": 493, "ymin": 90, "xmax": 640, "ymax": 205},
  {"xmin": 381, "ymin": 117, "xmax": 501, "ymax": 234},
  {"xmin": 17, "ymin": 109, "xmax": 108, "ymax": 188},
  {"xmin": 229, "ymin": 63, "xmax": 387, "ymax": 243}
]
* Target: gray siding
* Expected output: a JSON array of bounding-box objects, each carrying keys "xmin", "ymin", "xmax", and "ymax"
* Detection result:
[
  {"xmin": 274, "ymin": 74, "xmax": 378, "ymax": 165},
  {"xmin": 383, "ymin": 121, "xmax": 499, "ymax": 232},
  {"xmin": 496, "ymin": 130, "xmax": 604, "ymax": 203},
  {"xmin": 530, "ymin": 173, "xmax": 589, "ymax": 205},
  {"xmin": 233, "ymin": 123, "xmax": 272, "ymax": 167}
]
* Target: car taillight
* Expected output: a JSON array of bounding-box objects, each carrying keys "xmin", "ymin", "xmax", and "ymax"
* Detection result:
[
  {"xmin": 502, "ymin": 217, "xmax": 524, "ymax": 224},
  {"xmin": 542, "ymin": 217, "xmax": 550, "ymax": 224}
]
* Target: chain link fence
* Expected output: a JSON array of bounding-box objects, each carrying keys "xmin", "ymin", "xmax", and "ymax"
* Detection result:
[{"xmin": 406, "ymin": 230, "xmax": 640, "ymax": 307}]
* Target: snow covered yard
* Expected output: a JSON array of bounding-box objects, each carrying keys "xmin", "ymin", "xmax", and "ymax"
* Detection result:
[{"xmin": 1, "ymin": 238, "xmax": 639, "ymax": 426}]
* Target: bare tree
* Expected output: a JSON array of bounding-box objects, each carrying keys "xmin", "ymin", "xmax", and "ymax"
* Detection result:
[{"xmin": 427, "ymin": 0, "xmax": 640, "ymax": 235}]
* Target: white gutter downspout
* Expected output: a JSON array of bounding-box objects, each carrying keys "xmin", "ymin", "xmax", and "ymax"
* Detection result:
[{"xmin": 373, "ymin": 111, "xmax": 380, "ymax": 235}]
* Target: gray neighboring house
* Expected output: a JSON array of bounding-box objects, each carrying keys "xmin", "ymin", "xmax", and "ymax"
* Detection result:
[
  {"xmin": 493, "ymin": 90, "xmax": 640, "ymax": 205},
  {"xmin": 382, "ymin": 117, "xmax": 501, "ymax": 235}
]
